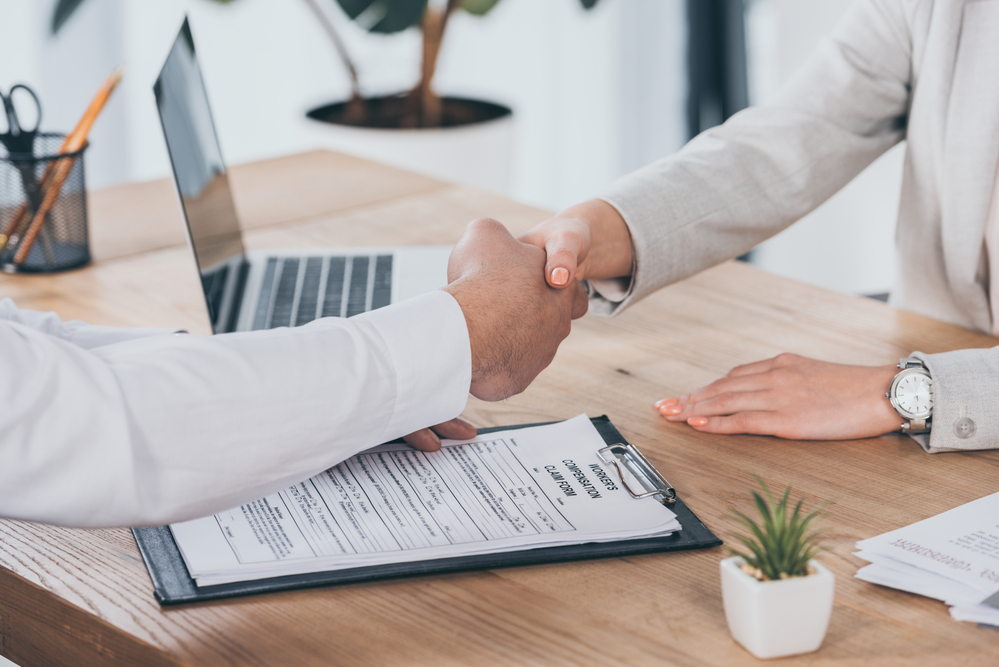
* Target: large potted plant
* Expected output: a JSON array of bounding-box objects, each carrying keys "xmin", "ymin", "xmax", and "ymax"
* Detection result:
[
  {"xmin": 302, "ymin": 0, "xmax": 599, "ymax": 126},
  {"xmin": 53, "ymin": 0, "xmax": 601, "ymax": 191},
  {"xmin": 299, "ymin": 0, "xmax": 599, "ymax": 191},
  {"xmin": 720, "ymin": 477, "xmax": 834, "ymax": 660}
]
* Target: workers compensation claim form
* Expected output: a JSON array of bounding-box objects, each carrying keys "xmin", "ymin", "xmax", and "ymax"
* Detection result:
[{"xmin": 171, "ymin": 415, "xmax": 681, "ymax": 586}]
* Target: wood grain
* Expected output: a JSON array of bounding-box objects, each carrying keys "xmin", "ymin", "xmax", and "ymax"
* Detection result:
[{"xmin": 2, "ymin": 150, "xmax": 998, "ymax": 666}]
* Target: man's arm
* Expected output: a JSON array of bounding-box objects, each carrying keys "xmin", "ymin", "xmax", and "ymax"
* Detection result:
[
  {"xmin": 0, "ymin": 297, "xmax": 476, "ymax": 454},
  {"xmin": 0, "ymin": 290, "xmax": 472, "ymax": 528},
  {"xmin": 0, "ymin": 219, "xmax": 586, "ymax": 527},
  {"xmin": 0, "ymin": 297, "xmax": 183, "ymax": 347}
]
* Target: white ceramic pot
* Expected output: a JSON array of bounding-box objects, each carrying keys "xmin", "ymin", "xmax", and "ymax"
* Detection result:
[
  {"xmin": 301, "ymin": 101, "xmax": 515, "ymax": 195},
  {"xmin": 719, "ymin": 556, "xmax": 835, "ymax": 660}
]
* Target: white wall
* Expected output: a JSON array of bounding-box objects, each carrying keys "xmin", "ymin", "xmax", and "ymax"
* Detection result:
[
  {"xmin": 744, "ymin": 0, "xmax": 903, "ymax": 296},
  {"xmin": 0, "ymin": 0, "xmax": 687, "ymax": 212}
]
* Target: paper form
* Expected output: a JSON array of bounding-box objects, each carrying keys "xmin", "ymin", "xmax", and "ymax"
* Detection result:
[
  {"xmin": 171, "ymin": 415, "xmax": 681, "ymax": 586},
  {"xmin": 854, "ymin": 489, "xmax": 999, "ymax": 625}
]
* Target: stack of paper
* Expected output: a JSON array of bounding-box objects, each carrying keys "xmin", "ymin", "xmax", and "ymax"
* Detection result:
[
  {"xmin": 171, "ymin": 415, "xmax": 682, "ymax": 587},
  {"xmin": 855, "ymin": 491, "xmax": 999, "ymax": 626}
]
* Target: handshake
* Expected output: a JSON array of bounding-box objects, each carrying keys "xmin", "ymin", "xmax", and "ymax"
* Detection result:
[
  {"xmin": 443, "ymin": 217, "xmax": 589, "ymax": 403},
  {"xmin": 444, "ymin": 199, "xmax": 631, "ymax": 404},
  {"xmin": 407, "ymin": 201, "xmax": 630, "ymax": 451}
]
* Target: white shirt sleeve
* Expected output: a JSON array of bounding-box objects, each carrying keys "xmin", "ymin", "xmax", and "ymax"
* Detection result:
[
  {"xmin": 0, "ymin": 297, "xmax": 183, "ymax": 347},
  {"xmin": 0, "ymin": 291, "xmax": 471, "ymax": 528}
]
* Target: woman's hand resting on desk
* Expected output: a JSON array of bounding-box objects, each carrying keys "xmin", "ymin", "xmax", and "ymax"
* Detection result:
[{"xmin": 656, "ymin": 353, "xmax": 905, "ymax": 440}]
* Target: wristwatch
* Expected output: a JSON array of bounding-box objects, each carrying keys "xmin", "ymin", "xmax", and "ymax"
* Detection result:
[{"xmin": 886, "ymin": 357, "xmax": 933, "ymax": 433}]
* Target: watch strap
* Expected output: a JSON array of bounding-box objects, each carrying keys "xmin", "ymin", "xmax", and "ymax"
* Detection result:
[{"xmin": 898, "ymin": 356, "xmax": 926, "ymax": 371}]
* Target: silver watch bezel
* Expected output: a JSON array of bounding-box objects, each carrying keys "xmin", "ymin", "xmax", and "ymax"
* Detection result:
[{"xmin": 888, "ymin": 366, "xmax": 933, "ymax": 420}]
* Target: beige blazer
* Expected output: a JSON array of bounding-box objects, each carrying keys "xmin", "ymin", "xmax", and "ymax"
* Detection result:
[{"xmin": 598, "ymin": 0, "xmax": 999, "ymax": 453}]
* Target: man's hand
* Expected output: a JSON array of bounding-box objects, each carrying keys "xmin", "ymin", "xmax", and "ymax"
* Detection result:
[
  {"xmin": 444, "ymin": 218, "xmax": 589, "ymax": 401},
  {"xmin": 403, "ymin": 417, "xmax": 477, "ymax": 452},
  {"xmin": 654, "ymin": 353, "xmax": 903, "ymax": 440},
  {"xmin": 518, "ymin": 199, "xmax": 634, "ymax": 288}
]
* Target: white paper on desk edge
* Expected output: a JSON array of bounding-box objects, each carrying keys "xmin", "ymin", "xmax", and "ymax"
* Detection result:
[{"xmin": 854, "ymin": 490, "xmax": 999, "ymax": 605}]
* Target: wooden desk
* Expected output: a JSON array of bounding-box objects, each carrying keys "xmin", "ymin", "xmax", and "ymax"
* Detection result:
[{"xmin": 1, "ymin": 151, "xmax": 998, "ymax": 666}]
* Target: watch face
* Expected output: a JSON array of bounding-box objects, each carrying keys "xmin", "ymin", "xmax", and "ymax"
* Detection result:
[{"xmin": 893, "ymin": 370, "xmax": 933, "ymax": 419}]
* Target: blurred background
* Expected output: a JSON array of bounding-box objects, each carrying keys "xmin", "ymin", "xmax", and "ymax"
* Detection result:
[{"xmin": 0, "ymin": 0, "xmax": 901, "ymax": 297}]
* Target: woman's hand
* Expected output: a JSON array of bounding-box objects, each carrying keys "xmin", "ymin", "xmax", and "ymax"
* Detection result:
[
  {"xmin": 518, "ymin": 199, "xmax": 634, "ymax": 288},
  {"xmin": 655, "ymin": 353, "xmax": 903, "ymax": 440}
]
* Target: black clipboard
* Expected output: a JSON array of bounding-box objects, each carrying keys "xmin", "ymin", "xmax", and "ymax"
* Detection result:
[{"xmin": 132, "ymin": 416, "xmax": 722, "ymax": 605}]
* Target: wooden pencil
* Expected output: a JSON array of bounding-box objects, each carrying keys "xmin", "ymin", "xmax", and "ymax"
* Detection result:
[{"xmin": 8, "ymin": 68, "xmax": 123, "ymax": 264}]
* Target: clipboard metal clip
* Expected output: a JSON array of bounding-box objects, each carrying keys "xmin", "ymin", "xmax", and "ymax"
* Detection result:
[{"xmin": 597, "ymin": 443, "xmax": 677, "ymax": 505}]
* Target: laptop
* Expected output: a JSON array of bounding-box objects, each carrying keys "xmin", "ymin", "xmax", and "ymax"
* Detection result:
[{"xmin": 153, "ymin": 18, "xmax": 450, "ymax": 333}]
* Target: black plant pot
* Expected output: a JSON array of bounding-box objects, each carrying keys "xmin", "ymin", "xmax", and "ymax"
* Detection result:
[{"xmin": 306, "ymin": 94, "xmax": 511, "ymax": 130}]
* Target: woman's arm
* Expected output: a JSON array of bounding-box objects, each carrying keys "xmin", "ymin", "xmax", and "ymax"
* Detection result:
[{"xmin": 520, "ymin": 0, "xmax": 915, "ymax": 315}]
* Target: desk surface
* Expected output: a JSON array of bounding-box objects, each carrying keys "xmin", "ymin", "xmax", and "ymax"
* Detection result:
[{"xmin": 1, "ymin": 151, "xmax": 998, "ymax": 667}]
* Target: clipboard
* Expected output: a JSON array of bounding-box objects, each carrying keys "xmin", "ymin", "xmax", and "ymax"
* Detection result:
[{"xmin": 132, "ymin": 416, "xmax": 722, "ymax": 605}]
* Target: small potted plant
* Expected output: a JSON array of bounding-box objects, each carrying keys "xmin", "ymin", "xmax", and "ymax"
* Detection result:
[{"xmin": 720, "ymin": 477, "xmax": 834, "ymax": 660}]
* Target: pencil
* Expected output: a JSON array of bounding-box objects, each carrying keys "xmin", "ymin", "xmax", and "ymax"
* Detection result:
[{"xmin": 9, "ymin": 68, "xmax": 123, "ymax": 265}]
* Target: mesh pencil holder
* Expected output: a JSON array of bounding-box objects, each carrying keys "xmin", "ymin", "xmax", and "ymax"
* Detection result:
[{"xmin": 0, "ymin": 133, "xmax": 90, "ymax": 273}]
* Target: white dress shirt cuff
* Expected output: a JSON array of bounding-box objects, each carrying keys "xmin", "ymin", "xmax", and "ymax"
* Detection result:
[{"xmin": 354, "ymin": 290, "xmax": 472, "ymax": 440}]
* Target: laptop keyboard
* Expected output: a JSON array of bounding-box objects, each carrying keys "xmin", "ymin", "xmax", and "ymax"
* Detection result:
[
  {"xmin": 200, "ymin": 263, "xmax": 229, "ymax": 328},
  {"xmin": 252, "ymin": 255, "xmax": 392, "ymax": 330}
]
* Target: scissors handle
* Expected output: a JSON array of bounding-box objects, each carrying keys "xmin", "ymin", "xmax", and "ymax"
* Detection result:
[{"xmin": 2, "ymin": 84, "xmax": 42, "ymax": 136}]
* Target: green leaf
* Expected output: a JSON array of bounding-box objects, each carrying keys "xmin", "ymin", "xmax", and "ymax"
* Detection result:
[
  {"xmin": 335, "ymin": 0, "xmax": 373, "ymax": 19},
  {"xmin": 579, "ymin": 0, "xmax": 600, "ymax": 8},
  {"xmin": 53, "ymin": 0, "xmax": 240, "ymax": 35},
  {"xmin": 51, "ymin": 0, "xmax": 86, "ymax": 34},
  {"xmin": 726, "ymin": 476, "xmax": 832, "ymax": 580},
  {"xmin": 333, "ymin": 0, "xmax": 427, "ymax": 34},
  {"xmin": 461, "ymin": 0, "xmax": 501, "ymax": 16}
]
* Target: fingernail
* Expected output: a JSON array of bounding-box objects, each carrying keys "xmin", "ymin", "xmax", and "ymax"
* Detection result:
[
  {"xmin": 654, "ymin": 398, "xmax": 678, "ymax": 408},
  {"xmin": 688, "ymin": 417, "xmax": 708, "ymax": 427},
  {"xmin": 660, "ymin": 405, "xmax": 682, "ymax": 416},
  {"xmin": 551, "ymin": 267, "xmax": 569, "ymax": 286}
]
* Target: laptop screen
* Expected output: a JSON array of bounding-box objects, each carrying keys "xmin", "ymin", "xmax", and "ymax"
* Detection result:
[{"xmin": 154, "ymin": 18, "xmax": 246, "ymax": 332}]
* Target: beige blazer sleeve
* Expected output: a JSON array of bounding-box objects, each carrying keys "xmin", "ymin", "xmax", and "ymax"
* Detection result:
[
  {"xmin": 911, "ymin": 348, "xmax": 999, "ymax": 453},
  {"xmin": 594, "ymin": 0, "xmax": 913, "ymax": 316}
]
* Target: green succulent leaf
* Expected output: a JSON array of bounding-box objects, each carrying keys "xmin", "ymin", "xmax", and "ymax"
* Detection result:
[
  {"xmin": 726, "ymin": 475, "xmax": 831, "ymax": 581},
  {"xmin": 334, "ymin": 0, "xmax": 428, "ymax": 34},
  {"xmin": 579, "ymin": 0, "xmax": 600, "ymax": 8},
  {"xmin": 461, "ymin": 0, "xmax": 502, "ymax": 16}
]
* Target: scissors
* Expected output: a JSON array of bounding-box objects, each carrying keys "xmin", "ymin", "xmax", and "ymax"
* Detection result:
[
  {"xmin": 0, "ymin": 84, "xmax": 53, "ymax": 264},
  {"xmin": 0, "ymin": 84, "xmax": 42, "ymax": 156}
]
